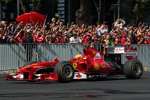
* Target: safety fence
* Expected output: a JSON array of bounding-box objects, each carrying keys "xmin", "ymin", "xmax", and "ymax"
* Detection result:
[
  {"xmin": 136, "ymin": 45, "xmax": 150, "ymax": 67},
  {"xmin": 0, "ymin": 44, "xmax": 150, "ymax": 70},
  {"xmin": 0, "ymin": 44, "xmax": 83, "ymax": 70}
]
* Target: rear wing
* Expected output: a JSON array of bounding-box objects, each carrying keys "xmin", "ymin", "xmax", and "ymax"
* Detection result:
[
  {"xmin": 93, "ymin": 44, "xmax": 138, "ymax": 61},
  {"xmin": 108, "ymin": 46, "xmax": 138, "ymax": 60},
  {"xmin": 108, "ymin": 46, "xmax": 125, "ymax": 54}
]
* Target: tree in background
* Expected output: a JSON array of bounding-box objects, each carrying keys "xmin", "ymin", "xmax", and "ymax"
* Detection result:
[
  {"xmin": 0, "ymin": 0, "xmax": 57, "ymax": 22},
  {"xmin": 75, "ymin": 0, "xmax": 117, "ymax": 25},
  {"xmin": 39, "ymin": 0, "xmax": 57, "ymax": 21},
  {"xmin": 22, "ymin": 0, "xmax": 58, "ymax": 21},
  {"xmin": 76, "ymin": 0, "xmax": 150, "ymax": 25},
  {"xmin": 75, "ymin": 0, "xmax": 99, "ymax": 25},
  {"xmin": 0, "ymin": 0, "xmax": 149, "ymax": 24},
  {"xmin": 115, "ymin": 0, "xmax": 134, "ymax": 24},
  {"xmin": 132, "ymin": 0, "xmax": 150, "ymax": 23}
]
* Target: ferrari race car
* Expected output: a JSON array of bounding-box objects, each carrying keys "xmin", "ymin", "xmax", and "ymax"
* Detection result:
[{"xmin": 6, "ymin": 45, "xmax": 143, "ymax": 82}]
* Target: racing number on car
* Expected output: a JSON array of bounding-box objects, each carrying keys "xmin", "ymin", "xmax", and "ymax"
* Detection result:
[{"xmin": 73, "ymin": 63, "xmax": 77, "ymax": 69}]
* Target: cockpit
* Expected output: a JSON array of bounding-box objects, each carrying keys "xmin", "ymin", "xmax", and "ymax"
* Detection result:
[{"xmin": 94, "ymin": 52, "xmax": 101, "ymax": 59}]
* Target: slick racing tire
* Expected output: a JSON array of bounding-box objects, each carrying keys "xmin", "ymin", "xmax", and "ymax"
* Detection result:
[
  {"xmin": 54, "ymin": 61, "xmax": 74, "ymax": 82},
  {"xmin": 124, "ymin": 60, "xmax": 143, "ymax": 79},
  {"xmin": 23, "ymin": 61, "xmax": 37, "ymax": 67}
]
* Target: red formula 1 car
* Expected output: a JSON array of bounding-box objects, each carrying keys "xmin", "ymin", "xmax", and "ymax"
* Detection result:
[{"xmin": 6, "ymin": 45, "xmax": 143, "ymax": 82}]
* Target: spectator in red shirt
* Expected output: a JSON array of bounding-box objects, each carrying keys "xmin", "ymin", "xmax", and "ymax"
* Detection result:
[
  {"xmin": 120, "ymin": 36, "xmax": 126, "ymax": 45},
  {"xmin": 114, "ymin": 36, "xmax": 121, "ymax": 46},
  {"xmin": 0, "ymin": 19, "xmax": 150, "ymax": 45},
  {"xmin": 137, "ymin": 34, "xmax": 145, "ymax": 44},
  {"xmin": 36, "ymin": 33, "xmax": 44, "ymax": 43},
  {"xmin": 125, "ymin": 36, "xmax": 131, "ymax": 45},
  {"xmin": 82, "ymin": 32, "xmax": 91, "ymax": 43}
]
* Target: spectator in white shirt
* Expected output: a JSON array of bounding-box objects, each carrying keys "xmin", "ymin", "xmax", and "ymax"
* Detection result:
[
  {"xmin": 97, "ymin": 22, "xmax": 109, "ymax": 36},
  {"xmin": 114, "ymin": 19, "xmax": 126, "ymax": 30},
  {"xmin": 69, "ymin": 32, "xmax": 82, "ymax": 43}
]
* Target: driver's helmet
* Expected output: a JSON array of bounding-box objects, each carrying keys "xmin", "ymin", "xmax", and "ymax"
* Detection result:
[{"xmin": 75, "ymin": 54, "xmax": 82, "ymax": 59}]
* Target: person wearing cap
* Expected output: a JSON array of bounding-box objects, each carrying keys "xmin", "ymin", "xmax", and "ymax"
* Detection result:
[{"xmin": 69, "ymin": 30, "xmax": 82, "ymax": 43}]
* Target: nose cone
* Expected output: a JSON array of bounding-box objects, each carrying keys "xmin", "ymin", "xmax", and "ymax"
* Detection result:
[
  {"xmin": 17, "ymin": 65, "xmax": 31, "ymax": 73},
  {"xmin": 17, "ymin": 68, "xmax": 26, "ymax": 73}
]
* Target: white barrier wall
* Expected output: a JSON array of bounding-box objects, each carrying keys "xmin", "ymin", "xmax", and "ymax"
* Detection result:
[
  {"xmin": 0, "ymin": 44, "xmax": 83, "ymax": 70},
  {"xmin": 136, "ymin": 45, "xmax": 150, "ymax": 67},
  {"xmin": 0, "ymin": 44, "xmax": 149, "ymax": 70}
]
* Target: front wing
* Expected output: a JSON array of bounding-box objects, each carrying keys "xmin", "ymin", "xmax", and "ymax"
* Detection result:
[
  {"xmin": 6, "ymin": 72, "xmax": 106, "ymax": 81},
  {"xmin": 6, "ymin": 73, "xmax": 58, "ymax": 81}
]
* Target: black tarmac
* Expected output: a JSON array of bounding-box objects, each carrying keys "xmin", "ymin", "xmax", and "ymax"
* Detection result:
[{"xmin": 0, "ymin": 73, "xmax": 150, "ymax": 100}]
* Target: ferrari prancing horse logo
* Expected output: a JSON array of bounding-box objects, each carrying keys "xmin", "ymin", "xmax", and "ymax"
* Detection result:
[{"xmin": 73, "ymin": 63, "xmax": 77, "ymax": 69}]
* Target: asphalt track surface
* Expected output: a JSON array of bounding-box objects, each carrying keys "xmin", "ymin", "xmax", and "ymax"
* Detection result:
[{"xmin": 0, "ymin": 73, "xmax": 150, "ymax": 100}]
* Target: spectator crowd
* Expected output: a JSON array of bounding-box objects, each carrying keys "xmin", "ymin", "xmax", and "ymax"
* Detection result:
[{"xmin": 0, "ymin": 18, "xmax": 150, "ymax": 45}]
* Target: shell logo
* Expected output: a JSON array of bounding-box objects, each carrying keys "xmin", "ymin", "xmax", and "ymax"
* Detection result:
[{"xmin": 93, "ymin": 62, "xmax": 100, "ymax": 71}]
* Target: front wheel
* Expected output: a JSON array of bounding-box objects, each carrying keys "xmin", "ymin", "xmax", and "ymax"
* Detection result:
[
  {"xmin": 124, "ymin": 60, "xmax": 143, "ymax": 79},
  {"xmin": 54, "ymin": 61, "xmax": 74, "ymax": 82}
]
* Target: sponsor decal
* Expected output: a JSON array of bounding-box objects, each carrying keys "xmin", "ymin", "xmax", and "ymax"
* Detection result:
[
  {"xmin": 114, "ymin": 47, "xmax": 125, "ymax": 53},
  {"xmin": 76, "ymin": 73, "xmax": 82, "ymax": 78},
  {"xmin": 125, "ymin": 46, "xmax": 138, "ymax": 60},
  {"xmin": 74, "ymin": 72, "xmax": 87, "ymax": 79},
  {"xmin": 93, "ymin": 62, "xmax": 100, "ymax": 71},
  {"xmin": 14, "ymin": 74, "xmax": 24, "ymax": 79}
]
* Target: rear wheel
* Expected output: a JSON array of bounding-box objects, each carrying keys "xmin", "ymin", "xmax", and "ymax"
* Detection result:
[
  {"xmin": 54, "ymin": 61, "xmax": 74, "ymax": 82},
  {"xmin": 124, "ymin": 60, "xmax": 143, "ymax": 79}
]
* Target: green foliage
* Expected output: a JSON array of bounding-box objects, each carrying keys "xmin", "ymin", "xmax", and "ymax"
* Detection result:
[
  {"xmin": 21, "ymin": 0, "xmax": 41, "ymax": 12},
  {"xmin": 133, "ymin": 0, "xmax": 150, "ymax": 16},
  {"xmin": 131, "ymin": 0, "xmax": 150, "ymax": 22}
]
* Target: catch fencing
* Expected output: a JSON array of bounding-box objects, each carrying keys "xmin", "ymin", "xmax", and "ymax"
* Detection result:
[
  {"xmin": 0, "ymin": 44, "xmax": 150, "ymax": 70},
  {"xmin": 0, "ymin": 44, "xmax": 83, "ymax": 70}
]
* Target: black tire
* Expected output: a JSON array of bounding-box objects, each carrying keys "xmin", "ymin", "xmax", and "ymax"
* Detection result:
[
  {"xmin": 54, "ymin": 61, "xmax": 74, "ymax": 82},
  {"xmin": 23, "ymin": 61, "xmax": 37, "ymax": 67},
  {"xmin": 124, "ymin": 60, "xmax": 143, "ymax": 79}
]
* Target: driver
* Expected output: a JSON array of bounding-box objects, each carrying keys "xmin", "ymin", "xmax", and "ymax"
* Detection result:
[
  {"xmin": 75, "ymin": 54, "xmax": 82, "ymax": 60},
  {"xmin": 83, "ymin": 42, "xmax": 98, "ymax": 57}
]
